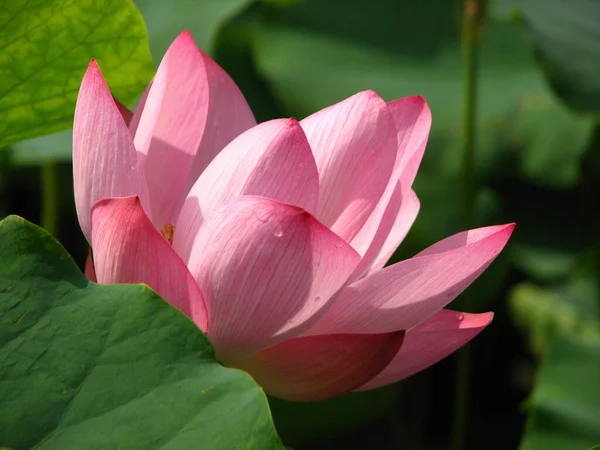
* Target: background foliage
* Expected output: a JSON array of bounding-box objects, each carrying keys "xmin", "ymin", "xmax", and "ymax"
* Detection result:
[{"xmin": 0, "ymin": 0, "xmax": 599, "ymax": 449}]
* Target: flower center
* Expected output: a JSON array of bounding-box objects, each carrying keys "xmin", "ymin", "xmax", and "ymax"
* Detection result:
[{"xmin": 160, "ymin": 223, "xmax": 175, "ymax": 245}]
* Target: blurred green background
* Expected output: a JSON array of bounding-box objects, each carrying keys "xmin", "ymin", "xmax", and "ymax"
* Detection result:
[{"xmin": 0, "ymin": 0, "xmax": 599, "ymax": 449}]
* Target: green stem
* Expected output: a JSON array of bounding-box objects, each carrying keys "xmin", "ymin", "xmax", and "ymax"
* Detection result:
[
  {"xmin": 452, "ymin": 1, "xmax": 486, "ymax": 449},
  {"xmin": 460, "ymin": 0, "xmax": 484, "ymax": 229},
  {"xmin": 452, "ymin": 340, "xmax": 471, "ymax": 450},
  {"xmin": 41, "ymin": 162, "xmax": 59, "ymax": 238}
]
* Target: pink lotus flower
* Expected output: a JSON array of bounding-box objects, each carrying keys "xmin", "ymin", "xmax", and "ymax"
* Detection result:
[{"xmin": 74, "ymin": 31, "xmax": 514, "ymax": 402}]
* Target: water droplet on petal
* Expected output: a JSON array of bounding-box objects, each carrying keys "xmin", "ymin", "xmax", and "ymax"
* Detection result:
[
  {"xmin": 255, "ymin": 211, "xmax": 269, "ymax": 223},
  {"xmin": 313, "ymin": 296, "xmax": 322, "ymax": 303},
  {"xmin": 456, "ymin": 313, "xmax": 464, "ymax": 321}
]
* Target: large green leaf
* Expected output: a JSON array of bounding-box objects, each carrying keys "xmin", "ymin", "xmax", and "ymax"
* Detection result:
[
  {"xmin": 500, "ymin": 0, "xmax": 600, "ymax": 113},
  {"xmin": 521, "ymin": 337, "xmax": 600, "ymax": 450},
  {"xmin": 0, "ymin": 216, "xmax": 282, "ymax": 449},
  {"xmin": 0, "ymin": 0, "xmax": 154, "ymax": 148}
]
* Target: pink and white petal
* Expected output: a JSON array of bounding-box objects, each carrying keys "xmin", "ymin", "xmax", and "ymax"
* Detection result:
[
  {"xmin": 73, "ymin": 60, "xmax": 147, "ymax": 243},
  {"xmin": 356, "ymin": 310, "xmax": 493, "ymax": 391},
  {"xmin": 133, "ymin": 31, "xmax": 256, "ymax": 228},
  {"xmin": 415, "ymin": 224, "xmax": 513, "ymax": 257},
  {"xmin": 351, "ymin": 187, "xmax": 420, "ymax": 281},
  {"xmin": 361, "ymin": 188, "xmax": 421, "ymax": 278},
  {"xmin": 232, "ymin": 331, "xmax": 404, "ymax": 402},
  {"xmin": 306, "ymin": 223, "xmax": 514, "ymax": 335},
  {"xmin": 84, "ymin": 249, "xmax": 97, "ymax": 282},
  {"xmin": 173, "ymin": 119, "xmax": 319, "ymax": 263},
  {"xmin": 389, "ymin": 96, "xmax": 432, "ymax": 189},
  {"xmin": 349, "ymin": 96, "xmax": 430, "ymax": 258},
  {"xmin": 91, "ymin": 196, "xmax": 207, "ymax": 332},
  {"xmin": 300, "ymin": 90, "xmax": 397, "ymax": 243},
  {"xmin": 186, "ymin": 196, "xmax": 361, "ymax": 361}
]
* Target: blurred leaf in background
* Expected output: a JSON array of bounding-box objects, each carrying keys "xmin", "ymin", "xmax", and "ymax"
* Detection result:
[
  {"xmin": 498, "ymin": 0, "xmax": 600, "ymax": 113},
  {"xmin": 0, "ymin": 216, "xmax": 282, "ymax": 449},
  {"xmin": 520, "ymin": 337, "xmax": 600, "ymax": 450},
  {"xmin": 135, "ymin": 0, "xmax": 253, "ymax": 61},
  {"xmin": 8, "ymin": 128, "xmax": 74, "ymax": 166},
  {"xmin": 0, "ymin": 0, "xmax": 154, "ymax": 149},
  {"xmin": 510, "ymin": 255, "xmax": 600, "ymax": 355},
  {"xmin": 501, "ymin": 94, "xmax": 594, "ymax": 189},
  {"xmin": 268, "ymin": 385, "xmax": 415, "ymax": 449}
]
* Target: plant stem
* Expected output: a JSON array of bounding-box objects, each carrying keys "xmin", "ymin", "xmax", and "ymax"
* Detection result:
[
  {"xmin": 453, "ymin": 1, "xmax": 486, "ymax": 449},
  {"xmin": 460, "ymin": 0, "xmax": 484, "ymax": 229},
  {"xmin": 41, "ymin": 162, "xmax": 59, "ymax": 238}
]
